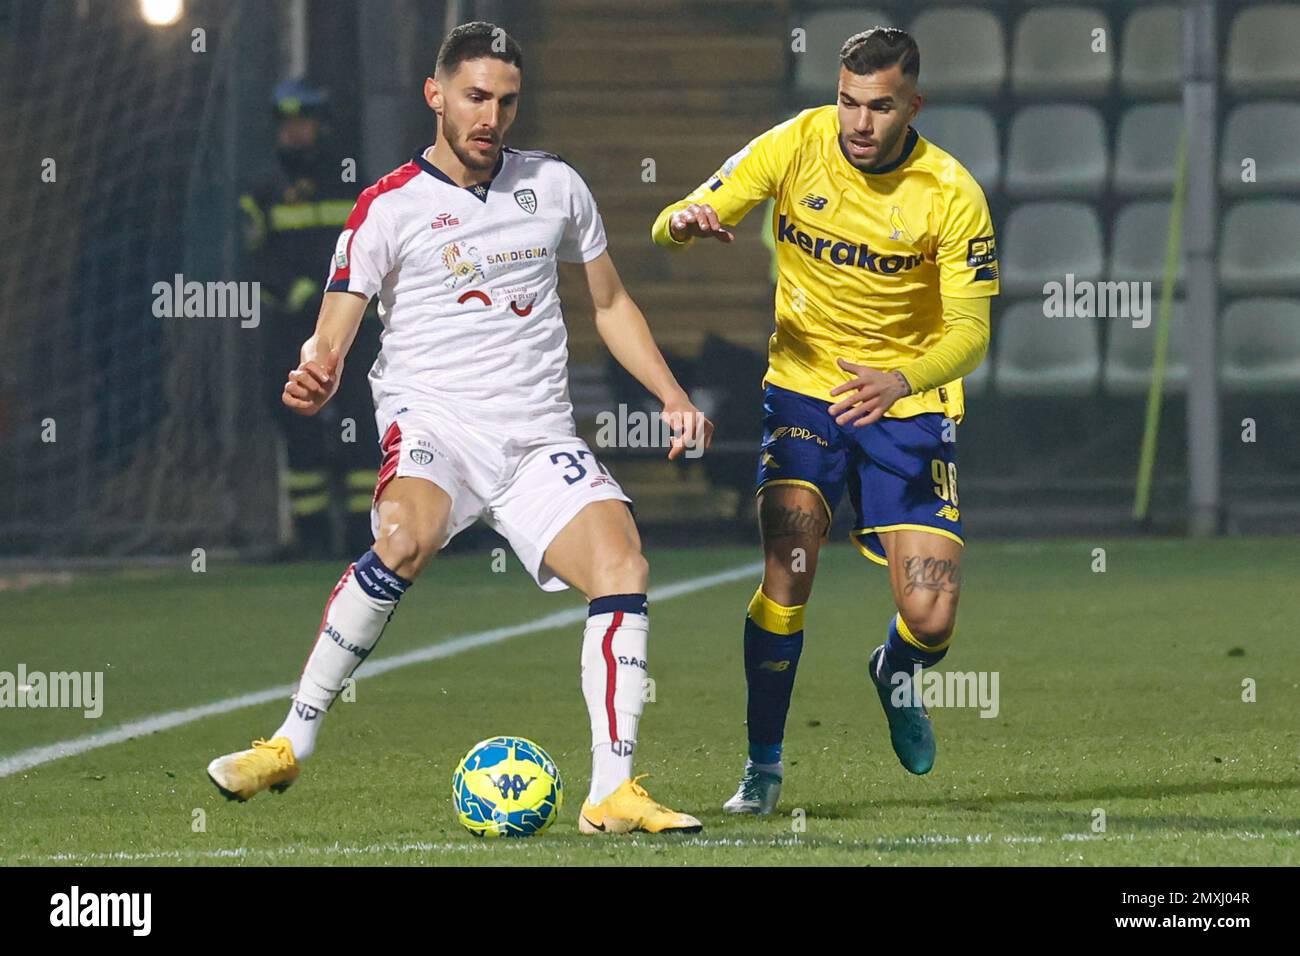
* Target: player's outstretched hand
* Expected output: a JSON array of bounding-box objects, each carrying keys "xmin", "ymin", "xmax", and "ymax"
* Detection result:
[
  {"xmin": 828, "ymin": 358, "xmax": 910, "ymax": 428},
  {"xmin": 283, "ymin": 348, "xmax": 341, "ymax": 416},
  {"xmin": 662, "ymin": 396, "xmax": 715, "ymax": 460},
  {"xmin": 668, "ymin": 203, "xmax": 735, "ymax": 243}
]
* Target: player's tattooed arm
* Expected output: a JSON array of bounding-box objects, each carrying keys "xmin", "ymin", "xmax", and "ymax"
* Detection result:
[{"xmin": 900, "ymin": 555, "xmax": 963, "ymax": 596}]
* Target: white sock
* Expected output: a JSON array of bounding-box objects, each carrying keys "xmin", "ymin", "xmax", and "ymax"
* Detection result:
[
  {"xmin": 274, "ymin": 700, "xmax": 324, "ymax": 762},
  {"xmin": 580, "ymin": 595, "xmax": 649, "ymax": 804},
  {"xmin": 748, "ymin": 758, "xmax": 784, "ymax": 779},
  {"xmin": 278, "ymin": 551, "xmax": 409, "ymax": 761}
]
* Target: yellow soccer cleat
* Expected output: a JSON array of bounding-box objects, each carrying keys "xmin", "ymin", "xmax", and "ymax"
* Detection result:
[
  {"xmin": 578, "ymin": 775, "xmax": 703, "ymax": 835},
  {"xmin": 206, "ymin": 737, "xmax": 300, "ymax": 802}
]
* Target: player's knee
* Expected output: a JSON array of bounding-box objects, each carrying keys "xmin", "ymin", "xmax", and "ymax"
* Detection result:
[
  {"xmin": 761, "ymin": 540, "xmax": 819, "ymax": 606},
  {"xmin": 374, "ymin": 523, "xmax": 441, "ymax": 580},
  {"xmin": 585, "ymin": 545, "xmax": 648, "ymax": 597},
  {"xmin": 606, "ymin": 547, "xmax": 649, "ymax": 592},
  {"xmin": 899, "ymin": 604, "xmax": 957, "ymax": 647},
  {"xmin": 761, "ymin": 564, "xmax": 814, "ymax": 607}
]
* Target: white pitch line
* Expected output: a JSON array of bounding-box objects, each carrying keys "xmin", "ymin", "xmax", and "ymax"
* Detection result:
[
  {"xmin": 9, "ymin": 828, "xmax": 1297, "ymax": 865},
  {"xmin": 0, "ymin": 561, "xmax": 763, "ymax": 780}
]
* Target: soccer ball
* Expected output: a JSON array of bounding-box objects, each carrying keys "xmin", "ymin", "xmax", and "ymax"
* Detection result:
[{"xmin": 451, "ymin": 735, "xmax": 563, "ymax": 838}]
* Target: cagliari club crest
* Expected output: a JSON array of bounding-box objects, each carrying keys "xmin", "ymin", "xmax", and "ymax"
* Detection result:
[{"xmin": 514, "ymin": 188, "xmax": 537, "ymax": 214}]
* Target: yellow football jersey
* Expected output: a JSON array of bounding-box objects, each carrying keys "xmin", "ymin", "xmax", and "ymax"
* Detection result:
[{"xmin": 652, "ymin": 106, "xmax": 999, "ymax": 420}]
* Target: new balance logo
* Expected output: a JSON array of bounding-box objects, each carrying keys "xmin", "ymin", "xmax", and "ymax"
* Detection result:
[
  {"xmin": 935, "ymin": 505, "xmax": 960, "ymax": 521},
  {"xmin": 800, "ymin": 194, "xmax": 828, "ymax": 210},
  {"xmin": 759, "ymin": 660, "xmax": 791, "ymax": 672}
]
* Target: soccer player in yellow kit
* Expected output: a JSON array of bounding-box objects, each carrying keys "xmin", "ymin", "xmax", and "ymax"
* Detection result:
[{"xmin": 652, "ymin": 27, "xmax": 999, "ymax": 812}]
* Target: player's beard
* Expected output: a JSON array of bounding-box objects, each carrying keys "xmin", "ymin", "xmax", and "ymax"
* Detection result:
[
  {"xmin": 440, "ymin": 112, "xmax": 500, "ymax": 173},
  {"xmin": 842, "ymin": 122, "xmax": 908, "ymax": 172}
]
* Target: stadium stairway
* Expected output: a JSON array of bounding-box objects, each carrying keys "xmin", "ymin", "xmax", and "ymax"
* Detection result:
[{"xmin": 522, "ymin": 0, "xmax": 788, "ymax": 522}]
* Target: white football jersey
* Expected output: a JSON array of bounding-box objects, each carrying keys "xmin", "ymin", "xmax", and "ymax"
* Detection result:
[{"xmin": 327, "ymin": 146, "xmax": 608, "ymax": 439}]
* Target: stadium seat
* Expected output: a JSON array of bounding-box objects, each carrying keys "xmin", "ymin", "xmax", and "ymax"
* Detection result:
[
  {"xmin": 911, "ymin": 8, "xmax": 1006, "ymax": 97},
  {"xmin": 1220, "ymin": 200, "xmax": 1300, "ymax": 295},
  {"xmin": 911, "ymin": 106, "xmax": 1001, "ymax": 194},
  {"xmin": 1001, "ymin": 201, "xmax": 1104, "ymax": 297},
  {"xmin": 1220, "ymin": 103, "xmax": 1300, "ymax": 195},
  {"xmin": 1120, "ymin": 5, "xmax": 1181, "ymax": 97},
  {"xmin": 995, "ymin": 299, "xmax": 1101, "ymax": 396},
  {"xmin": 1012, "ymin": 7, "xmax": 1114, "ymax": 99},
  {"xmin": 1103, "ymin": 299, "xmax": 1188, "ymax": 395},
  {"xmin": 1108, "ymin": 201, "xmax": 1184, "ymax": 289},
  {"xmin": 1113, "ymin": 102, "xmax": 1182, "ymax": 197},
  {"xmin": 1226, "ymin": 5, "xmax": 1300, "ymax": 95},
  {"xmin": 1221, "ymin": 297, "xmax": 1300, "ymax": 391},
  {"xmin": 795, "ymin": 10, "xmax": 894, "ymax": 102},
  {"xmin": 1004, "ymin": 104, "xmax": 1107, "ymax": 198}
]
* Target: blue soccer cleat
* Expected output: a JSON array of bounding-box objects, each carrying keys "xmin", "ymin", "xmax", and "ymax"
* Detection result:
[
  {"xmin": 869, "ymin": 644, "xmax": 935, "ymax": 775},
  {"xmin": 722, "ymin": 765, "xmax": 783, "ymax": 815}
]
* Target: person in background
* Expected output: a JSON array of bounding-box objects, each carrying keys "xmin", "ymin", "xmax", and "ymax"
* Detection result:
[{"xmin": 241, "ymin": 78, "xmax": 377, "ymax": 554}]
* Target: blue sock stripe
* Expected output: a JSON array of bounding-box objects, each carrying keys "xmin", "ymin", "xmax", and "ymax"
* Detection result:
[
  {"xmin": 353, "ymin": 549, "xmax": 411, "ymax": 603},
  {"xmin": 589, "ymin": 593, "xmax": 648, "ymax": 617}
]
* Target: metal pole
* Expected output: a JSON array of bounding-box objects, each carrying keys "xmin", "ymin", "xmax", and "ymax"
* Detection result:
[
  {"xmin": 359, "ymin": 0, "xmax": 406, "ymax": 179},
  {"xmin": 285, "ymin": 0, "xmax": 308, "ymax": 78},
  {"xmin": 1183, "ymin": 0, "xmax": 1220, "ymax": 536}
]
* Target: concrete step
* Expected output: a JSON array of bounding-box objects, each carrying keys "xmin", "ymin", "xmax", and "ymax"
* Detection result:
[
  {"xmin": 529, "ymin": 36, "xmax": 785, "ymax": 89},
  {"xmin": 528, "ymin": 87, "xmax": 782, "ymax": 119}
]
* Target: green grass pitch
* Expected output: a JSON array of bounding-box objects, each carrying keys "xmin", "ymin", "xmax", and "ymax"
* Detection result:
[{"xmin": 1, "ymin": 538, "xmax": 1297, "ymax": 866}]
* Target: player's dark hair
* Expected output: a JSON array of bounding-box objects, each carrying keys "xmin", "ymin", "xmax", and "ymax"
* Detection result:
[
  {"xmin": 435, "ymin": 21, "xmax": 523, "ymax": 76},
  {"xmin": 840, "ymin": 27, "xmax": 919, "ymax": 80}
]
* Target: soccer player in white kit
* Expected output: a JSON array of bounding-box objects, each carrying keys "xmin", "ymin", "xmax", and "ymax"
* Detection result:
[{"xmin": 207, "ymin": 22, "xmax": 713, "ymax": 834}]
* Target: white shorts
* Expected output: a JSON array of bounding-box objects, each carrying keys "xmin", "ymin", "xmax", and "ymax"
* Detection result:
[{"xmin": 371, "ymin": 402, "xmax": 632, "ymax": 592}]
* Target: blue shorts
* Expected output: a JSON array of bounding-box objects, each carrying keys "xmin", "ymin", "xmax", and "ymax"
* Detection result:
[{"xmin": 755, "ymin": 383, "xmax": 963, "ymax": 565}]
